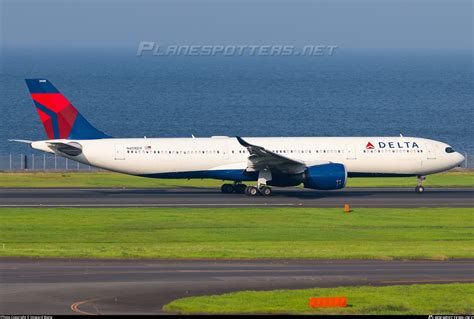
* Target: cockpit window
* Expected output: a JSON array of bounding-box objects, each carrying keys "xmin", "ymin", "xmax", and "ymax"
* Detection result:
[{"xmin": 445, "ymin": 147, "xmax": 455, "ymax": 153}]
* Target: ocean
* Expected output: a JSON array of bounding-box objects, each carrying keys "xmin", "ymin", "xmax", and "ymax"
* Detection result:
[{"xmin": 0, "ymin": 48, "xmax": 472, "ymax": 155}]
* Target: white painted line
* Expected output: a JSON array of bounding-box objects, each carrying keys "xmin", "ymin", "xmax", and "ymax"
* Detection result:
[
  {"xmin": 0, "ymin": 203, "xmax": 296, "ymax": 207},
  {"xmin": 1, "ymin": 204, "xmax": 472, "ymax": 208}
]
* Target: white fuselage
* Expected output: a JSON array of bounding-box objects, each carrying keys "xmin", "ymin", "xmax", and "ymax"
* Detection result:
[{"xmin": 32, "ymin": 136, "xmax": 465, "ymax": 181}]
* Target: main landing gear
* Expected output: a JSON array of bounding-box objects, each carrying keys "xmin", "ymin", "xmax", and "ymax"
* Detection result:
[
  {"xmin": 415, "ymin": 175, "xmax": 426, "ymax": 193},
  {"xmin": 244, "ymin": 185, "xmax": 272, "ymax": 196},
  {"xmin": 221, "ymin": 169, "xmax": 273, "ymax": 196},
  {"xmin": 220, "ymin": 183, "xmax": 273, "ymax": 196},
  {"xmin": 220, "ymin": 183, "xmax": 247, "ymax": 194}
]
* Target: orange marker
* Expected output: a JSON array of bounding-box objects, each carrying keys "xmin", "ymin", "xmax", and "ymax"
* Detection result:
[
  {"xmin": 344, "ymin": 204, "xmax": 350, "ymax": 213},
  {"xmin": 309, "ymin": 297, "xmax": 347, "ymax": 308}
]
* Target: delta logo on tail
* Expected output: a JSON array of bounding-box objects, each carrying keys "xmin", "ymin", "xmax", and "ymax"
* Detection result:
[
  {"xmin": 25, "ymin": 79, "xmax": 110, "ymax": 140},
  {"xmin": 365, "ymin": 142, "xmax": 375, "ymax": 149},
  {"xmin": 31, "ymin": 89, "xmax": 78, "ymax": 139}
]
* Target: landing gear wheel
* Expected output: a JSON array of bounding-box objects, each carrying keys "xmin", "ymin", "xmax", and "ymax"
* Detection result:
[
  {"xmin": 260, "ymin": 186, "xmax": 272, "ymax": 196},
  {"xmin": 221, "ymin": 184, "xmax": 235, "ymax": 194},
  {"xmin": 415, "ymin": 185, "xmax": 425, "ymax": 193},
  {"xmin": 235, "ymin": 184, "xmax": 247, "ymax": 194},
  {"xmin": 415, "ymin": 175, "xmax": 426, "ymax": 194},
  {"xmin": 245, "ymin": 186, "xmax": 259, "ymax": 196}
]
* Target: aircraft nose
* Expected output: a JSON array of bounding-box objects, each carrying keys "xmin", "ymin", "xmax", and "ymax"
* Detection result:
[{"xmin": 455, "ymin": 152, "xmax": 465, "ymax": 167}]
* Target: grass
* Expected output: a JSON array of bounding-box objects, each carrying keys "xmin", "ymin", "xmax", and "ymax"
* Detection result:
[
  {"xmin": 163, "ymin": 283, "xmax": 474, "ymax": 315},
  {"xmin": 0, "ymin": 171, "xmax": 222, "ymax": 188},
  {"xmin": 0, "ymin": 170, "xmax": 473, "ymax": 188},
  {"xmin": 0, "ymin": 207, "xmax": 472, "ymax": 259}
]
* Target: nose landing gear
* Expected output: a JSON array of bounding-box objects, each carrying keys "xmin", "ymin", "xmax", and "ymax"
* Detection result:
[{"xmin": 415, "ymin": 175, "xmax": 426, "ymax": 193}]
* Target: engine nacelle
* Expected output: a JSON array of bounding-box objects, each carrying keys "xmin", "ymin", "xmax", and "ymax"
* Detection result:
[
  {"xmin": 268, "ymin": 172, "xmax": 304, "ymax": 187},
  {"xmin": 303, "ymin": 163, "xmax": 347, "ymax": 190}
]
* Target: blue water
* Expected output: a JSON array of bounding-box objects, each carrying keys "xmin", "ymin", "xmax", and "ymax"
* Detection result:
[{"xmin": 1, "ymin": 48, "xmax": 472, "ymax": 155}]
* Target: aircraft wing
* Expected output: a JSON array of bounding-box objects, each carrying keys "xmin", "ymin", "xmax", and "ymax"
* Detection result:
[{"xmin": 236, "ymin": 136, "xmax": 306, "ymax": 174}]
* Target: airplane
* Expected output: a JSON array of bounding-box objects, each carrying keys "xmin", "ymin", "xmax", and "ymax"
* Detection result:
[{"xmin": 11, "ymin": 78, "xmax": 465, "ymax": 196}]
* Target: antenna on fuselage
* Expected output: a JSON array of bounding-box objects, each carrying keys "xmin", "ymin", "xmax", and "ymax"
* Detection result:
[
  {"xmin": 400, "ymin": 133, "xmax": 403, "ymax": 137},
  {"xmin": 191, "ymin": 134, "xmax": 195, "ymax": 139}
]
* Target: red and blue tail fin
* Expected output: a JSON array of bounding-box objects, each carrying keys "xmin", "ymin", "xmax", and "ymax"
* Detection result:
[{"xmin": 25, "ymin": 79, "xmax": 111, "ymax": 140}]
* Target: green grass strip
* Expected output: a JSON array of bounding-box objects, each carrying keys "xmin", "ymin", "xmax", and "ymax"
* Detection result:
[
  {"xmin": 163, "ymin": 283, "xmax": 474, "ymax": 315},
  {"xmin": 0, "ymin": 171, "xmax": 473, "ymax": 188},
  {"xmin": 0, "ymin": 207, "xmax": 472, "ymax": 259}
]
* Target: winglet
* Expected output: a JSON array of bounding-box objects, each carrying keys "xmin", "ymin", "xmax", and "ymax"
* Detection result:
[{"xmin": 236, "ymin": 136, "xmax": 252, "ymax": 147}]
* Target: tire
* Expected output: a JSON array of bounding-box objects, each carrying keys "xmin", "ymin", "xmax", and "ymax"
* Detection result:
[
  {"xmin": 260, "ymin": 186, "xmax": 272, "ymax": 196},
  {"xmin": 415, "ymin": 185, "xmax": 425, "ymax": 193},
  {"xmin": 246, "ymin": 186, "xmax": 259, "ymax": 196},
  {"xmin": 221, "ymin": 184, "xmax": 234, "ymax": 194},
  {"xmin": 235, "ymin": 184, "xmax": 247, "ymax": 194}
]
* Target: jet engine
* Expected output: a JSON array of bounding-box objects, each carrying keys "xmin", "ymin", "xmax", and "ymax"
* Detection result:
[{"xmin": 303, "ymin": 163, "xmax": 347, "ymax": 190}]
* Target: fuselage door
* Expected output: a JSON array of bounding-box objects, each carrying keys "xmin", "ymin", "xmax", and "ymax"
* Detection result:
[
  {"xmin": 426, "ymin": 143, "xmax": 436, "ymax": 160},
  {"xmin": 222, "ymin": 144, "xmax": 229, "ymax": 160},
  {"xmin": 346, "ymin": 144, "xmax": 357, "ymax": 160},
  {"xmin": 114, "ymin": 144, "xmax": 125, "ymax": 160}
]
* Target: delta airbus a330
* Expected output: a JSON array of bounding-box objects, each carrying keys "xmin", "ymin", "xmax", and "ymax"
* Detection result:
[{"xmin": 12, "ymin": 79, "xmax": 465, "ymax": 196}]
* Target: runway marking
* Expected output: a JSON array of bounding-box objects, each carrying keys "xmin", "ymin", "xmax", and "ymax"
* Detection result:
[
  {"xmin": 2, "ymin": 187, "xmax": 472, "ymax": 191},
  {"xmin": 173, "ymin": 269, "xmax": 326, "ymax": 273},
  {"xmin": 1, "ymin": 204, "xmax": 472, "ymax": 208},
  {"xmin": 381, "ymin": 279, "xmax": 474, "ymax": 284},
  {"xmin": 0, "ymin": 203, "xmax": 296, "ymax": 207},
  {"xmin": 71, "ymin": 298, "xmax": 99, "ymax": 315}
]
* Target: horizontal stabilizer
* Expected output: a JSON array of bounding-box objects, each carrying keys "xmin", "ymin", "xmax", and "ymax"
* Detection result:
[{"xmin": 8, "ymin": 139, "xmax": 33, "ymax": 144}]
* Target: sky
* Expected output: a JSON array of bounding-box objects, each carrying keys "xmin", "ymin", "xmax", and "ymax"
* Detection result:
[{"xmin": 1, "ymin": 0, "xmax": 472, "ymax": 51}]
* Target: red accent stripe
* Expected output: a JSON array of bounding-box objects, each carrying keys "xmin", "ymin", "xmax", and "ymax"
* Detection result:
[
  {"xmin": 36, "ymin": 108, "xmax": 54, "ymax": 139},
  {"xmin": 57, "ymin": 106, "xmax": 78, "ymax": 138},
  {"xmin": 31, "ymin": 93, "xmax": 71, "ymax": 112}
]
